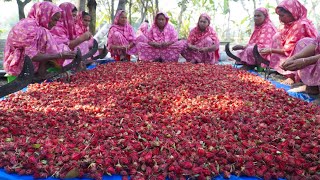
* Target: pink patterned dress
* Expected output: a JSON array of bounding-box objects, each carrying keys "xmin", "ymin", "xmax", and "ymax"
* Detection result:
[
  {"xmin": 3, "ymin": 2, "xmax": 61, "ymax": 76},
  {"xmin": 181, "ymin": 13, "xmax": 220, "ymax": 64},
  {"xmin": 238, "ymin": 8, "xmax": 277, "ymax": 65},
  {"xmin": 50, "ymin": 2, "xmax": 82, "ymax": 65},
  {"xmin": 270, "ymin": 0, "xmax": 318, "ymax": 75},
  {"xmin": 137, "ymin": 12, "xmax": 187, "ymax": 62},
  {"xmin": 136, "ymin": 22, "xmax": 149, "ymax": 43},
  {"xmin": 107, "ymin": 10, "xmax": 136, "ymax": 58},
  {"xmin": 293, "ymin": 36, "xmax": 320, "ymax": 86},
  {"xmin": 74, "ymin": 11, "xmax": 93, "ymax": 55},
  {"xmin": 50, "ymin": 2, "xmax": 77, "ymax": 52}
]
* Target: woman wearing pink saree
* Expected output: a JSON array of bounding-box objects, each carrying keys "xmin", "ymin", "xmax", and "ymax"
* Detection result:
[
  {"xmin": 136, "ymin": 20, "xmax": 149, "ymax": 43},
  {"xmin": 281, "ymin": 36, "xmax": 320, "ymax": 95},
  {"xmin": 259, "ymin": 0, "xmax": 317, "ymax": 84},
  {"xmin": 107, "ymin": 10, "xmax": 136, "ymax": 61},
  {"xmin": 181, "ymin": 13, "xmax": 220, "ymax": 64},
  {"xmin": 74, "ymin": 11, "xmax": 94, "ymax": 55},
  {"xmin": 50, "ymin": 2, "xmax": 92, "ymax": 64},
  {"xmin": 232, "ymin": 8, "xmax": 277, "ymax": 69},
  {"xmin": 3, "ymin": 1, "xmax": 75, "ymax": 79},
  {"xmin": 137, "ymin": 12, "xmax": 187, "ymax": 62}
]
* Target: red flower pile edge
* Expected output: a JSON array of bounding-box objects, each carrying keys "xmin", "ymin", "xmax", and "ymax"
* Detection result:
[{"xmin": 0, "ymin": 62, "xmax": 319, "ymax": 180}]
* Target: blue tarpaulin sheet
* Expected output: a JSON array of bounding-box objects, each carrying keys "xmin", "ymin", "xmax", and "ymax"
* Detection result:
[{"xmin": 0, "ymin": 60, "xmax": 313, "ymax": 179}]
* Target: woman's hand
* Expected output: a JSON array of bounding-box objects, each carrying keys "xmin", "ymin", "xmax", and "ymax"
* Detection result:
[
  {"xmin": 61, "ymin": 51, "xmax": 76, "ymax": 59},
  {"xmin": 161, "ymin": 42, "xmax": 171, "ymax": 48},
  {"xmin": 149, "ymin": 42, "xmax": 162, "ymax": 48},
  {"xmin": 81, "ymin": 32, "xmax": 92, "ymax": 41},
  {"xmin": 232, "ymin": 45, "xmax": 245, "ymax": 51},
  {"xmin": 188, "ymin": 44, "xmax": 198, "ymax": 51},
  {"xmin": 281, "ymin": 58, "xmax": 308, "ymax": 71},
  {"xmin": 199, "ymin": 47, "xmax": 209, "ymax": 53},
  {"xmin": 259, "ymin": 48, "xmax": 272, "ymax": 55}
]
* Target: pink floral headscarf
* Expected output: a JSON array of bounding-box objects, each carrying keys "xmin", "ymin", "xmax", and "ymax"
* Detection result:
[
  {"xmin": 147, "ymin": 12, "xmax": 178, "ymax": 42},
  {"xmin": 50, "ymin": 2, "xmax": 77, "ymax": 40},
  {"xmin": 138, "ymin": 21, "xmax": 149, "ymax": 36},
  {"xmin": 4, "ymin": 2, "xmax": 61, "ymax": 76},
  {"xmin": 187, "ymin": 13, "xmax": 220, "ymax": 60},
  {"xmin": 276, "ymin": 0, "xmax": 307, "ymax": 21},
  {"xmin": 248, "ymin": 8, "xmax": 277, "ymax": 45},
  {"xmin": 75, "ymin": 11, "xmax": 89, "ymax": 37},
  {"xmin": 275, "ymin": 0, "xmax": 317, "ymax": 56},
  {"xmin": 109, "ymin": 10, "xmax": 135, "ymax": 41},
  {"xmin": 27, "ymin": 2, "xmax": 62, "ymax": 29}
]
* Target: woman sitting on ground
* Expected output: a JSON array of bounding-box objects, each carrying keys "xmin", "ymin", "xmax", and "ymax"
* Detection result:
[
  {"xmin": 3, "ymin": 1, "xmax": 75, "ymax": 81},
  {"xmin": 181, "ymin": 13, "xmax": 220, "ymax": 64},
  {"xmin": 232, "ymin": 8, "xmax": 277, "ymax": 70},
  {"xmin": 259, "ymin": 0, "xmax": 317, "ymax": 85},
  {"xmin": 107, "ymin": 10, "xmax": 136, "ymax": 61},
  {"xmin": 74, "ymin": 11, "xmax": 94, "ymax": 55},
  {"xmin": 136, "ymin": 19, "xmax": 149, "ymax": 43},
  {"xmin": 281, "ymin": 35, "xmax": 320, "ymax": 95},
  {"xmin": 50, "ymin": 2, "xmax": 92, "ymax": 65},
  {"xmin": 137, "ymin": 12, "xmax": 186, "ymax": 62}
]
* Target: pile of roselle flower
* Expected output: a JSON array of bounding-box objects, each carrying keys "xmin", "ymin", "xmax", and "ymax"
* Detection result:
[{"xmin": 0, "ymin": 62, "xmax": 319, "ymax": 180}]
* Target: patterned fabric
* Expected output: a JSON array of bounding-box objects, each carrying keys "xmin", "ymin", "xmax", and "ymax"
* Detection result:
[
  {"xmin": 75, "ymin": 11, "xmax": 89, "ymax": 37},
  {"xmin": 4, "ymin": 2, "xmax": 61, "ymax": 76},
  {"xmin": 27, "ymin": 2, "xmax": 61, "ymax": 29},
  {"xmin": 73, "ymin": 11, "xmax": 92, "ymax": 56},
  {"xmin": 296, "ymin": 37, "xmax": 320, "ymax": 86},
  {"xmin": 147, "ymin": 12, "xmax": 177, "ymax": 42},
  {"xmin": 107, "ymin": 10, "xmax": 136, "ymax": 56},
  {"xmin": 238, "ymin": 8, "xmax": 277, "ymax": 65},
  {"xmin": 275, "ymin": 0, "xmax": 318, "ymax": 56},
  {"xmin": 182, "ymin": 13, "xmax": 220, "ymax": 64},
  {"xmin": 270, "ymin": 0, "xmax": 317, "ymax": 75},
  {"xmin": 136, "ymin": 22, "xmax": 149, "ymax": 43},
  {"xmin": 182, "ymin": 37, "xmax": 217, "ymax": 64},
  {"xmin": 137, "ymin": 22, "xmax": 149, "ymax": 36},
  {"xmin": 50, "ymin": 2, "xmax": 77, "ymax": 46},
  {"xmin": 137, "ymin": 12, "xmax": 187, "ymax": 62}
]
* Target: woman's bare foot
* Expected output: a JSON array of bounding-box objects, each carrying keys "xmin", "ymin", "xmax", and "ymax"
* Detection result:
[
  {"xmin": 306, "ymin": 86, "xmax": 320, "ymax": 95},
  {"xmin": 282, "ymin": 78, "xmax": 295, "ymax": 85},
  {"xmin": 312, "ymin": 98, "xmax": 320, "ymax": 105}
]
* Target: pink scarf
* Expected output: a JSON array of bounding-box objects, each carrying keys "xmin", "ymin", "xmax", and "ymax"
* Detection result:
[
  {"xmin": 50, "ymin": 2, "xmax": 76, "ymax": 41},
  {"xmin": 4, "ymin": 2, "xmax": 61, "ymax": 76},
  {"xmin": 276, "ymin": 0, "xmax": 317, "ymax": 55},
  {"xmin": 108, "ymin": 10, "xmax": 135, "ymax": 42},
  {"xmin": 187, "ymin": 13, "xmax": 220, "ymax": 60},
  {"xmin": 138, "ymin": 22, "xmax": 149, "ymax": 36},
  {"xmin": 75, "ymin": 11, "xmax": 89, "ymax": 37},
  {"xmin": 147, "ymin": 12, "xmax": 178, "ymax": 42},
  {"xmin": 188, "ymin": 13, "xmax": 219, "ymax": 45},
  {"xmin": 248, "ymin": 8, "xmax": 277, "ymax": 45}
]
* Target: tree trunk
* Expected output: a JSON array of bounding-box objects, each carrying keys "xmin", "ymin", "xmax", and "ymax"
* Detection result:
[
  {"xmin": 140, "ymin": 0, "xmax": 148, "ymax": 24},
  {"xmin": 239, "ymin": 0, "xmax": 251, "ymax": 19},
  {"xmin": 129, "ymin": 0, "xmax": 132, "ymax": 24},
  {"xmin": 177, "ymin": 0, "xmax": 187, "ymax": 34},
  {"xmin": 116, "ymin": 0, "xmax": 127, "ymax": 12},
  {"xmin": 87, "ymin": 0, "xmax": 97, "ymax": 34},
  {"xmin": 16, "ymin": 0, "xmax": 31, "ymax": 20},
  {"xmin": 252, "ymin": 0, "xmax": 256, "ymax": 11},
  {"xmin": 155, "ymin": 0, "xmax": 159, "ymax": 13},
  {"xmin": 77, "ymin": 0, "xmax": 87, "ymax": 11},
  {"xmin": 43, "ymin": 0, "xmax": 52, "ymax": 2},
  {"xmin": 111, "ymin": 0, "xmax": 115, "ymax": 22}
]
